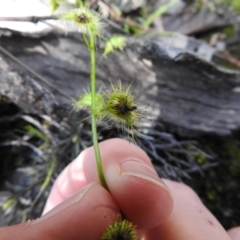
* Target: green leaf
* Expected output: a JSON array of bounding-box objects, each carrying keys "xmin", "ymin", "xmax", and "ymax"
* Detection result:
[
  {"xmin": 3, "ymin": 198, "xmax": 17, "ymax": 211},
  {"xmin": 143, "ymin": 0, "xmax": 179, "ymax": 27},
  {"xmin": 25, "ymin": 125, "xmax": 50, "ymax": 143}
]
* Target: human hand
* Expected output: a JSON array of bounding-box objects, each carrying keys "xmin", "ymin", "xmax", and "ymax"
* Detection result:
[{"xmin": 0, "ymin": 138, "xmax": 239, "ymax": 239}]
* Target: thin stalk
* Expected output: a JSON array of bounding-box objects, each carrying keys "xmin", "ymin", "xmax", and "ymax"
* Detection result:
[
  {"xmin": 40, "ymin": 157, "xmax": 56, "ymax": 191},
  {"xmin": 82, "ymin": 33, "xmax": 90, "ymax": 49},
  {"xmin": 143, "ymin": 0, "xmax": 179, "ymax": 27},
  {"xmin": 89, "ymin": 29, "xmax": 108, "ymax": 189},
  {"xmin": 77, "ymin": 0, "xmax": 83, "ymax": 7}
]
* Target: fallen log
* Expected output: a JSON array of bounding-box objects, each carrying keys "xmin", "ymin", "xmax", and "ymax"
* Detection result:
[{"xmin": 1, "ymin": 31, "xmax": 240, "ymax": 136}]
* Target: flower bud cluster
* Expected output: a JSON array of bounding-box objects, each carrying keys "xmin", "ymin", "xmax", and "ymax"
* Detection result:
[{"xmin": 74, "ymin": 82, "xmax": 142, "ymax": 137}]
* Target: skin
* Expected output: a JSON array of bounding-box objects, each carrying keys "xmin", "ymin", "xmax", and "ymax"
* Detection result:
[{"xmin": 0, "ymin": 138, "xmax": 239, "ymax": 239}]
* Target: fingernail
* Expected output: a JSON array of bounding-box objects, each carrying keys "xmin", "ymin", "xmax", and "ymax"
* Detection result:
[
  {"xmin": 121, "ymin": 159, "xmax": 169, "ymax": 190},
  {"xmin": 31, "ymin": 182, "xmax": 96, "ymax": 225}
]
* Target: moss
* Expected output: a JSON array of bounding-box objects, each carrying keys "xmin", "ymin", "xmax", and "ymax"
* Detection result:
[
  {"xmin": 186, "ymin": 145, "xmax": 207, "ymax": 164},
  {"xmin": 186, "ymin": 136, "xmax": 240, "ymax": 229},
  {"xmin": 224, "ymin": 139, "xmax": 240, "ymax": 176},
  {"xmin": 223, "ymin": 26, "xmax": 236, "ymax": 37}
]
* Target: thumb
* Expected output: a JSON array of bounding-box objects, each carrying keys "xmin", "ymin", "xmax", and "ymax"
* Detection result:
[
  {"xmin": 0, "ymin": 182, "xmax": 120, "ymax": 240},
  {"xmin": 83, "ymin": 139, "xmax": 173, "ymax": 229},
  {"xmin": 44, "ymin": 138, "xmax": 173, "ymax": 230}
]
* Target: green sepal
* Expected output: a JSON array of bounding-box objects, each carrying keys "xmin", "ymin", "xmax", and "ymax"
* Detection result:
[
  {"xmin": 25, "ymin": 125, "xmax": 50, "ymax": 143},
  {"xmin": 50, "ymin": 0, "xmax": 60, "ymax": 13},
  {"xmin": 74, "ymin": 93, "xmax": 104, "ymax": 111},
  {"xmin": 103, "ymin": 35, "xmax": 127, "ymax": 57}
]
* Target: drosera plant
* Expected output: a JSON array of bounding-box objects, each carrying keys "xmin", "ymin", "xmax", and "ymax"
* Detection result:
[
  {"xmin": 59, "ymin": 3, "xmax": 140, "ymax": 239},
  {"xmin": 62, "ymin": 5, "xmax": 108, "ymax": 189},
  {"xmin": 74, "ymin": 81, "xmax": 143, "ymax": 141}
]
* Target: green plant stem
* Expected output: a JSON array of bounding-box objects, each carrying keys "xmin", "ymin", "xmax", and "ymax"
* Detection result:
[
  {"xmin": 143, "ymin": 0, "xmax": 179, "ymax": 27},
  {"xmin": 89, "ymin": 29, "xmax": 108, "ymax": 189},
  {"xmin": 82, "ymin": 33, "xmax": 90, "ymax": 49}
]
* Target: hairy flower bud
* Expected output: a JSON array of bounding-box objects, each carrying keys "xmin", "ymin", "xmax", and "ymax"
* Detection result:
[
  {"xmin": 101, "ymin": 220, "xmax": 137, "ymax": 240},
  {"xmin": 62, "ymin": 7, "xmax": 102, "ymax": 34},
  {"xmin": 102, "ymin": 82, "xmax": 142, "ymax": 138}
]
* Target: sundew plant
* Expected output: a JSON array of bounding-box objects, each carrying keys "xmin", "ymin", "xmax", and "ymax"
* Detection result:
[{"xmin": 58, "ymin": 2, "xmax": 141, "ymax": 239}]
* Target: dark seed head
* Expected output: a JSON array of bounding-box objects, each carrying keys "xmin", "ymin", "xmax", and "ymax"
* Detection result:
[
  {"xmin": 76, "ymin": 13, "xmax": 90, "ymax": 23},
  {"xmin": 114, "ymin": 104, "xmax": 137, "ymax": 115},
  {"xmin": 130, "ymin": 106, "xmax": 137, "ymax": 111}
]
